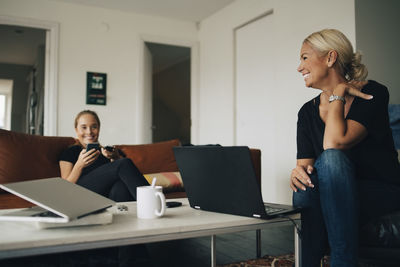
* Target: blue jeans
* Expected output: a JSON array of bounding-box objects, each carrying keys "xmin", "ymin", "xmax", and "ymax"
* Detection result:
[
  {"xmin": 293, "ymin": 149, "xmax": 358, "ymax": 267},
  {"xmin": 293, "ymin": 149, "xmax": 400, "ymax": 266},
  {"xmin": 293, "ymin": 149, "xmax": 358, "ymax": 266}
]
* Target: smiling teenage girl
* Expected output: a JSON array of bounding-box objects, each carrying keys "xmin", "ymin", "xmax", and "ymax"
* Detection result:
[{"xmin": 59, "ymin": 110, "xmax": 149, "ymax": 201}]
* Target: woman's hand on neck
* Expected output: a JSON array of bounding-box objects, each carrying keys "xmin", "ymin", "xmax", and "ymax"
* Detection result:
[
  {"xmin": 320, "ymin": 69, "xmax": 371, "ymax": 103},
  {"xmin": 321, "ymin": 71, "xmax": 348, "ymax": 96},
  {"xmin": 319, "ymin": 72, "xmax": 348, "ymax": 104}
]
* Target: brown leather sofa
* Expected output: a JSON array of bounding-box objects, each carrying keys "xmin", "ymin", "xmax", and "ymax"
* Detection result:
[{"xmin": 0, "ymin": 129, "xmax": 261, "ymax": 209}]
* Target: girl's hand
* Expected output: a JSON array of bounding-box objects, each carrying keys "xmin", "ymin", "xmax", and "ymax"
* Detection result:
[
  {"xmin": 290, "ymin": 165, "xmax": 314, "ymax": 192},
  {"xmin": 101, "ymin": 146, "xmax": 120, "ymax": 161},
  {"xmin": 333, "ymin": 80, "xmax": 372, "ymax": 100},
  {"xmin": 77, "ymin": 148, "xmax": 100, "ymax": 168}
]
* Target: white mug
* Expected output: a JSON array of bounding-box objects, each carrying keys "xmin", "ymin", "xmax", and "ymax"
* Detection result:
[{"xmin": 136, "ymin": 185, "xmax": 166, "ymax": 219}]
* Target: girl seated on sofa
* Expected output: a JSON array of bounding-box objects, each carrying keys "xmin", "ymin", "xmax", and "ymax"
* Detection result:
[{"xmin": 59, "ymin": 110, "xmax": 149, "ymax": 202}]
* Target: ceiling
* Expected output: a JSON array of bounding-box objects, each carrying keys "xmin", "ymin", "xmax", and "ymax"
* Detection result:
[
  {"xmin": 47, "ymin": 0, "xmax": 235, "ymax": 22},
  {"xmin": 0, "ymin": 25, "xmax": 190, "ymax": 70},
  {"xmin": 0, "ymin": 0, "xmax": 234, "ymax": 66}
]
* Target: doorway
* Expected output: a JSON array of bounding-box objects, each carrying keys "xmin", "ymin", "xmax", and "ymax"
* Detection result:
[
  {"xmin": 0, "ymin": 25, "xmax": 46, "ymax": 134},
  {"xmin": 145, "ymin": 42, "xmax": 191, "ymax": 145},
  {"xmin": 0, "ymin": 15, "xmax": 59, "ymax": 136}
]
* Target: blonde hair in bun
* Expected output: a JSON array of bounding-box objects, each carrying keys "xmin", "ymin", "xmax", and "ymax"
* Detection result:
[
  {"xmin": 304, "ymin": 29, "xmax": 368, "ymax": 81},
  {"xmin": 348, "ymin": 51, "xmax": 368, "ymax": 81}
]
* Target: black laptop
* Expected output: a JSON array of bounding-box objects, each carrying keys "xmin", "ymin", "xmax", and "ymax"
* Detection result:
[{"xmin": 173, "ymin": 146, "xmax": 301, "ymax": 219}]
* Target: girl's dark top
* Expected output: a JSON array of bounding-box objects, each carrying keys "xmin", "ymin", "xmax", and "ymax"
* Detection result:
[
  {"xmin": 297, "ymin": 80, "xmax": 400, "ymax": 185},
  {"xmin": 59, "ymin": 145, "xmax": 110, "ymax": 176}
]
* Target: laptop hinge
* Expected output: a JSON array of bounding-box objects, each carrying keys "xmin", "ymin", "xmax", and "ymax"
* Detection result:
[
  {"xmin": 253, "ymin": 214, "xmax": 261, "ymax": 218},
  {"xmin": 194, "ymin": 206, "xmax": 201, "ymax": 209}
]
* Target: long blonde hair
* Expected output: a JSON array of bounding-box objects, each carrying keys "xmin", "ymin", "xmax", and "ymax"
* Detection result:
[{"xmin": 304, "ymin": 29, "xmax": 368, "ymax": 81}]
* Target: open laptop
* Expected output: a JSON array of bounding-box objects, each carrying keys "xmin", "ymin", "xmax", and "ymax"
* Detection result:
[
  {"xmin": 0, "ymin": 177, "xmax": 115, "ymax": 223},
  {"xmin": 173, "ymin": 146, "xmax": 301, "ymax": 219}
]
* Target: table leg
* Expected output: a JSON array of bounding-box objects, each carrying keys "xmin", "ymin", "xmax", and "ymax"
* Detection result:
[
  {"xmin": 294, "ymin": 226, "xmax": 301, "ymax": 267},
  {"xmin": 211, "ymin": 235, "xmax": 216, "ymax": 267},
  {"xmin": 256, "ymin": 229, "xmax": 261, "ymax": 257}
]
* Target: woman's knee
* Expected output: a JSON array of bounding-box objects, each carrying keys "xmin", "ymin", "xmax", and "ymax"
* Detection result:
[
  {"xmin": 316, "ymin": 149, "xmax": 354, "ymax": 177},
  {"xmin": 318, "ymin": 149, "xmax": 351, "ymax": 166},
  {"xmin": 112, "ymin": 158, "xmax": 136, "ymax": 170},
  {"xmin": 114, "ymin": 157, "xmax": 133, "ymax": 166},
  {"xmin": 314, "ymin": 149, "xmax": 356, "ymax": 191}
]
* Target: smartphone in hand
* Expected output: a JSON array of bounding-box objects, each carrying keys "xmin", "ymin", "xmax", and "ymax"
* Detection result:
[
  {"xmin": 86, "ymin": 143, "xmax": 100, "ymax": 152},
  {"xmin": 104, "ymin": 146, "xmax": 114, "ymax": 152}
]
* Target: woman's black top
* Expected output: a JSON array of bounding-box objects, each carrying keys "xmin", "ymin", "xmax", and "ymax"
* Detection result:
[
  {"xmin": 297, "ymin": 80, "xmax": 400, "ymax": 184},
  {"xmin": 59, "ymin": 145, "xmax": 110, "ymax": 176}
]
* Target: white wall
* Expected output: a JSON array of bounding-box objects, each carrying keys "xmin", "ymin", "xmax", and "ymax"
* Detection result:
[
  {"xmin": 198, "ymin": 0, "xmax": 356, "ymax": 204},
  {"xmin": 1, "ymin": 0, "xmax": 359, "ymax": 204},
  {"xmin": 355, "ymin": 0, "xmax": 400, "ymax": 104},
  {"xmin": 0, "ymin": 0, "xmax": 197, "ymax": 144}
]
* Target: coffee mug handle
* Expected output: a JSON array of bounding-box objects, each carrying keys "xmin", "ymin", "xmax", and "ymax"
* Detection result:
[{"xmin": 155, "ymin": 192, "xmax": 166, "ymax": 217}]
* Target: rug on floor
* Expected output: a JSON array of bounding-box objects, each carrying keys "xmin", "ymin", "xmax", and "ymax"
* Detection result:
[
  {"xmin": 218, "ymin": 254, "xmax": 389, "ymax": 267},
  {"xmin": 217, "ymin": 254, "xmax": 295, "ymax": 267}
]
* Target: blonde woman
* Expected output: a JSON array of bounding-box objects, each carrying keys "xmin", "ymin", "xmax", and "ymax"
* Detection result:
[{"xmin": 290, "ymin": 29, "xmax": 400, "ymax": 266}]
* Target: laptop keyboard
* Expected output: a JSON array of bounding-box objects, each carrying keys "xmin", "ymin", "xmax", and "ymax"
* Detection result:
[
  {"xmin": 264, "ymin": 205, "xmax": 285, "ymax": 214},
  {"xmin": 32, "ymin": 211, "xmax": 62, "ymax": 218}
]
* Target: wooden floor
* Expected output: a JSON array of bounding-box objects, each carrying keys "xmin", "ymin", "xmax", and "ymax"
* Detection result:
[{"xmin": 147, "ymin": 222, "xmax": 295, "ymax": 267}]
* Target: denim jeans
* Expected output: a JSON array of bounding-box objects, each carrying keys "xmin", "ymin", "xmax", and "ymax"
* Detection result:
[
  {"xmin": 293, "ymin": 149, "xmax": 400, "ymax": 266},
  {"xmin": 293, "ymin": 149, "xmax": 358, "ymax": 266}
]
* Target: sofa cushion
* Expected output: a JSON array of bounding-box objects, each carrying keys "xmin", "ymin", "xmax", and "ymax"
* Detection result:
[
  {"xmin": 0, "ymin": 129, "xmax": 76, "ymax": 191},
  {"xmin": 143, "ymin": 172, "xmax": 184, "ymax": 193},
  {"xmin": 0, "ymin": 193, "xmax": 34, "ymax": 209},
  {"xmin": 115, "ymin": 139, "xmax": 180, "ymax": 174}
]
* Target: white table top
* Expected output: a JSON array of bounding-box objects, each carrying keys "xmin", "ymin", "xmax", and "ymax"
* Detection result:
[{"xmin": 0, "ymin": 198, "xmax": 297, "ymax": 259}]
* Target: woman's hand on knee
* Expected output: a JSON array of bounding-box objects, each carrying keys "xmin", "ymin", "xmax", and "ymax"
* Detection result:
[{"xmin": 290, "ymin": 164, "xmax": 314, "ymax": 192}]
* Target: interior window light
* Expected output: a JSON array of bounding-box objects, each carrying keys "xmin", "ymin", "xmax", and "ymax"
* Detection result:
[
  {"xmin": 0, "ymin": 94, "xmax": 5, "ymax": 129},
  {"xmin": 0, "ymin": 79, "xmax": 13, "ymax": 131}
]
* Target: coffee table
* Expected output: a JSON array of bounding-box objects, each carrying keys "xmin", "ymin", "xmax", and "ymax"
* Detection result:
[{"xmin": 0, "ymin": 198, "xmax": 301, "ymax": 266}]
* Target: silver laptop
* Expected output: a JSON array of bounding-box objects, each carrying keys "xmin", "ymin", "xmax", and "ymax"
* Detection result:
[{"xmin": 0, "ymin": 177, "xmax": 115, "ymax": 223}]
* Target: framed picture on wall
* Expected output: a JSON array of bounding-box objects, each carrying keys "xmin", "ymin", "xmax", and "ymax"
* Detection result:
[{"xmin": 86, "ymin": 72, "xmax": 107, "ymax": 105}]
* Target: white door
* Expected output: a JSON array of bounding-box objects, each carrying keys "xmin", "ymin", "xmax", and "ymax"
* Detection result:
[
  {"xmin": 142, "ymin": 44, "xmax": 153, "ymax": 143},
  {"xmin": 235, "ymin": 13, "xmax": 280, "ymax": 203},
  {"xmin": 137, "ymin": 42, "xmax": 153, "ymax": 144}
]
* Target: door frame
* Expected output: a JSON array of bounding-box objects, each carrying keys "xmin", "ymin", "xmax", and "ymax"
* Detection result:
[
  {"xmin": 0, "ymin": 15, "xmax": 59, "ymax": 136},
  {"xmin": 137, "ymin": 34, "xmax": 199, "ymax": 144}
]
